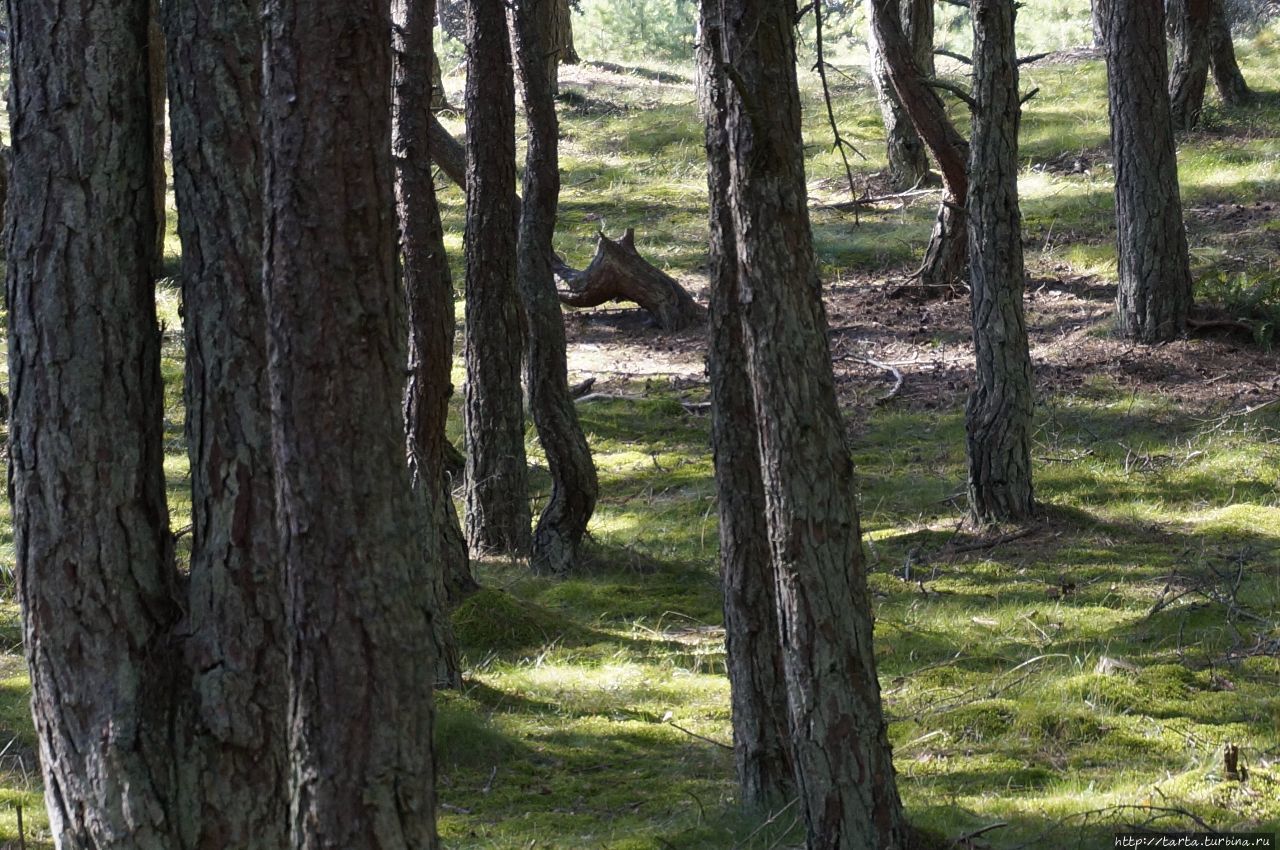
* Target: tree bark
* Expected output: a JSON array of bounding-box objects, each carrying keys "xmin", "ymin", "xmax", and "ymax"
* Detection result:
[
  {"xmin": 262, "ymin": 0, "xmax": 441, "ymax": 846},
  {"xmin": 711, "ymin": 0, "xmax": 911, "ymax": 845},
  {"xmin": 870, "ymin": 0, "xmax": 934, "ymax": 190},
  {"xmin": 164, "ymin": 0, "xmax": 290, "ymax": 845},
  {"xmin": 464, "ymin": 0, "xmax": 532, "ymax": 556},
  {"xmin": 966, "ymin": 0, "xmax": 1035, "ymax": 524},
  {"xmin": 148, "ymin": 0, "xmax": 167, "ymax": 278},
  {"xmin": 1209, "ymin": 0, "xmax": 1252, "ymax": 106},
  {"xmin": 1091, "ymin": 0, "xmax": 1107, "ymax": 46},
  {"xmin": 1105, "ymin": 0, "xmax": 1194, "ymax": 342},
  {"xmin": 696, "ymin": 5, "xmax": 792, "ymax": 807},
  {"xmin": 394, "ymin": 0, "xmax": 472, "ymax": 688},
  {"xmin": 1168, "ymin": 0, "xmax": 1212, "ymax": 132},
  {"xmin": 512, "ymin": 0, "xmax": 600, "ymax": 575},
  {"xmin": 6, "ymin": 1, "xmax": 181, "ymax": 845}
]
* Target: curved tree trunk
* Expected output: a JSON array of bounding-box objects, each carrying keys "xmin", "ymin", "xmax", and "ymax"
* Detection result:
[
  {"xmin": 1209, "ymin": 0, "xmax": 1252, "ymax": 106},
  {"xmin": 7, "ymin": 2, "xmax": 181, "ymax": 845},
  {"xmin": 512, "ymin": 0, "xmax": 599, "ymax": 575},
  {"xmin": 394, "ymin": 0, "xmax": 471, "ymax": 688},
  {"xmin": 463, "ymin": 0, "xmax": 532, "ymax": 556},
  {"xmin": 870, "ymin": 0, "xmax": 934, "ymax": 190},
  {"xmin": 164, "ymin": 0, "xmax": 290, "ymax": 844},
  {"xmin": 966, "ymin": 0, "xmax": 1035, "ymax": 524},
  {"xmin": 1106, "ymin": 0, "xmax": 1194, "ymax": 342},
  {"xmin": 1168, "ymin": 0, "xmax": 1212, "ymax": 132},
  {"xmin": 712, "ymin": 0, "xmax": 911, "ymax": 845},
  {"xmin": 262, "ymin": 0, "xmax": 441, "ymax": 846},
  {"xmin": 696, "ymin": 4, "xmax": 793, "ymax": 807}
]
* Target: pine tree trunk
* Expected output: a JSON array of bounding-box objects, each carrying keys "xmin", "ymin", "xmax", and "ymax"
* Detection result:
[
  {"xmin": 394, "ymin": 0, "xmax": 471, "ymax": 689},
  {"xmin": 512, "ymin": 0, "xmax": 600, "ymax": 575},
  {"xmin": 164, "ymin": 0, "xmax": 290, "ymax": 845},
  {"xmin": 1168, "ymin": 0, "xmax": 1211, "ymax": 132},
  {"xmin": 262, "ymin": 0, "xmax": 441, "ymax": 846},
  {"xmin": 966, "ymin": 0, "xmax": 1035, "ymax": 524},
  {"xmin": 1208, "ymin": 0, "xmax": 1252, "ymax": 106},
  {"xmin": 1105, "ymin": 0, "xmax": 1194, "ymax": 342},
  {"xmin": 696, "ymin": 6, "xmax": 793, "ymax": 807},
  {"xmin": 1091, "ymin": 0, "xmax": 1107, "ymax": 45},
  {"xmin": 713, "ymin": 0, "xmax": 911, "ymax": 845},
  {"xmin": 148, "ymin": 0, "xmax": 167, "ymax": 278},
  {"xmin": 554, "ymin": 0, "xmax": 579, "ymax": 64},
  {"xmin": 7, "ymin": 2, "xmax": 181, "ymax": 845},
  {"xmin": 464, "ymin": 0, "xmax": 532, "ymax": 557},
  {"xmin": 870, "ymin": 0, "xmax": 934, "ymax": 190}
]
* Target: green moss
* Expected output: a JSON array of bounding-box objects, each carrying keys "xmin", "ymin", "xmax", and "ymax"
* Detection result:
[{"xmin": 452, "ymin": 588, "xmax": 587, "ymax": 654}]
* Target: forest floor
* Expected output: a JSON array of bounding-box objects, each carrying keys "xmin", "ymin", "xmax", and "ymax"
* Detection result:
[{"xmin": 0, "ymin": 17, "xmax": 1279, "ymax": 850}]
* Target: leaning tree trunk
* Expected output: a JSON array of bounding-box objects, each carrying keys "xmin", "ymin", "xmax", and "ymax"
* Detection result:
[
  {"xmin": 1105, "ymin": 0, "xmax": 1194, "ymax": 342},
  {"xmin": 966, "ymin": 0, "xmax": 1035, "ymax": 524},
  {"xmin": 870, "ymin": 0, "xmax": 970, "ymax": 291},
  {"xmin": 712, "ymin": 0, "xmax": 911, "ymax": 845},
  {"xmin": 1209, "ymin": 0, "xmax": 1252, "ymax": 106},
  {"xmin": 164, "ymin": 0, "xmax": 290, "ymax": 845},
  {"xmin": 7, "ymin": 1, "xmax": 181, "ymax": 845},
  {"xmin": 696, "ymin": 4, "xmax": 793, "ymax": 807},
  {"xmin": 262, "ymin": 0, "xmax": 441, "ymax": 847},
  {"xmin": 463, "ymin": 0, "xmax": 532, "ymax": 557},
  {"xmin": 394, "ymin": 0, "xmax": 471, "ymax": 689},
  {"xmin": 148, "ymin": 0, "xmax": 167, "ymax": 278},
  {"xmin": 870, "ymin": 0, "xmax": 934, "ymax": 190},
  {"xmin": 512, "ymin": 0, "xmax": 600, "ymax": 575},
  {"xmin": 1168, "ymin": 0, "xmax": 1212, "ymax": 132}
]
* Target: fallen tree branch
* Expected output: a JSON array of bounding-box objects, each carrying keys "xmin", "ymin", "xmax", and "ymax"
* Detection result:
[{"xmin": 848, "ymin": 357, "xmax": 904, "ymax": 405}]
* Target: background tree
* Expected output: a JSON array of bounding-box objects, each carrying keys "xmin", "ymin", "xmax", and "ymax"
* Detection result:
[
  {"xmin": 965, "ymin": 0, "xmax": 1035, "ymax": 523},
  {"xmin": 463, "ymin": 0, "xmax": 532, "ymax": 556},
  {"xmin": 511, "ymin": 0, "xmax": 600, "ymax": 574},
  {"xmin": 1105, "ymin": 0, "xmax": 1194, "ymax": 341},
  {"xmin": 261, "ymin": 0, "xmax": 441, "ymax": 845},
  {"xmin": 870, "ymin": 0, "xmax": 935, "ymax": 190},
  {"xmin": 708, "ymin": 0, "xmax": 911, "ymax": 844},
  {"xmin": 1168, "ymin": 0, "xmax": 1212, "ymax": 132},
  {"xmin": 1209, "ymin": 0, "xmax": 1252, "ymax": 105}
]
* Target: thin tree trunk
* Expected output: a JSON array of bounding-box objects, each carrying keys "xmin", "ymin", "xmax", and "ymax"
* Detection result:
[
  {"xmin": 262, "ymin": 0, "xmax": 441, "ymax": 846},
  {"xmin": 870, "ymin": 0, "xmax": 934, "ymax": 190},
  {"xmin": 394, "ymin": 0, "xmax": 471, "ymax": 689},
  {"xmin": 966, "ymin": 0, "xmax": 1035, "ymax": 524},
  {"xmin": 696, "ymin": 5, "xmax": 792, "ymax": 807},
  {"xmin": 712, "ymin": 0, "xmax": 911, "ymax": 845},
  {"xmin": 1168, "ymin": 0, "xmax": 1212, "ymax": 132},
  {"xmin": 149, "ymin": 0, "xmax": 167, "ymax": 278},
  {"xmin": 1209, "ymin": 0, "xmax": 1252, "ymax": 105},
  {"xmin": 7, "ymin": 1, "xmax": 181, "ymax": 845},
  {"xmin": 1105, "ymin": 0, "xmax": 1194, "ymax": 342},
  {"xmin": 1091, "ymin": 0, "xmax": 1106, "ymax": 45},
  {"xmin": 512, "ymin": 0, "xmax": 600, "ymax": 575},
  {"xmin": 164, "ymin": 0, "xmax": 290, "ymax": 845}
]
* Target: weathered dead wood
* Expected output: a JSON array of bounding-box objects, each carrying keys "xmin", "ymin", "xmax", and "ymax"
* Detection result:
[{"xmin": 552, "ymin": 229, "xmax": 707, "ymax": 330}]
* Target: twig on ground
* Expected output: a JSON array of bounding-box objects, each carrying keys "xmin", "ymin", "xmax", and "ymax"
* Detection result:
[{"xmin": 667, "ymin": 721, "xmax": 733, "ymax": 751}]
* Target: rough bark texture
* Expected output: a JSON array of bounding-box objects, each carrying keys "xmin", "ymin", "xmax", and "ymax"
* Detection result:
[
  {"xmin": 966, "ymin": 0, "xmax": 1036, "ymax": 524},
  {"xmin": 713, "ymin": 0, "xmax": 911, "ymax": 845},
  {"xmin": 696, "ymin": 6, "xmax": 793, "ymax": 807},
  {"xmin": 464, "ymin": 0, "xmax": 532, "ymax": 556},
  {"xmin": 870, "ymin": 0, "xmax": 970, "ymax": 290},
  {"xmin": 6, "ymin": 1, "xmax": 181, "ymax": 845},
  {"xmin": 148, "ymin": 0, "xmax": 167, "ymax": 278},
  {"xmin": 870, "ymin": 0, "xmax": 934, "ymax": 190},
  {"xmin": 164, "ymin": 0, "xmax": 290, "ymax": 845},
  {"xmin": 1209, "ymin": 0, "xmax": 1252, "ymax": 106},
  {"xmin": 1091, "ymin": 0, "xmax": 1107, "ymax": 45},
  {"xmin": 512, "ymin": 0, "xmax": 600, "ymax": 575},
  {"xmin": 262, "ymin": 1, "xmax": 440, "ymax": 847},
  {"xmin": 1168, "ymin": 0, "xmax": 1211, "ymax": 132},
  {"xmin": 1105, "ymin": 0, "xmax": 1194, "ymax": 342},
  {"xmin": 394, "ymin": 0, "xmax": 471, "ymax": 688}
]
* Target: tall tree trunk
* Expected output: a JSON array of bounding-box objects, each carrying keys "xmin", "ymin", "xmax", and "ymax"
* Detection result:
[
  {"xmin": 164, "ymin": 0, "xmax": 290, "ymax": 846},
  {"xmin": 262, "ymin": 0, "xmax": 441, "ymax": 846},
  {"xmin": 6, "ymin": 1, "xmax": 181, "ymax": 845},
  {"xmin": 870, "ymin": 0, "xmax": 970, "ymax": 290},
  {"xmin": 554, "ymin": 0, "xmax": 579, "ymax": 65},
  {"xmin": 149, "ymin": 0, "xmax": 167, "ymax": 278},
  {"xmin": 966, "ymin": 0, "xmax": 1035, "ymax": 524},
  {"xmin": 696, "ymin": 5, "xmax": 793, "ymax": 807},
  {"xmin": 1091, "ymin": 0, "xmax": 1107, "ymax": 45},
  {"xmin": 712, "ymin": 0, "xmax": 911, "ymax": 845},
  {"xmin": 512, "ymin": 0, "xmax": 600, "ymax": 574},
  {"xmin": 870, "ymin": 0, "xmax": 934, "ymax": 190},
  {"xmin": 1105, "ymin": 0, "xmax": 1194, "ymax": 342},
  {"xmin": 1209, "ymin": 0, "xmax": 1252, "ymax": 106},
  {"xmin": 463, "ymin": 0, "xmax": 532, "ymax": 556},
  {"xmin": 1168, "ymin": 0, "xmax": 1212, "ymax": 132},
  {"xmin": 394, "ymin": 0, "xmax": 471, "ymax": 689}
]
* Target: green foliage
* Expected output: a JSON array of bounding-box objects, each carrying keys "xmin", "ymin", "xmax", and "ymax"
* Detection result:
[
  {"xmin": 1197, "ymin": 269, "xmax": 1280, "ymax": 347},
  {"xmin": 576, "ymin": 0, "xmax": 698, "ymax": 61}
]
